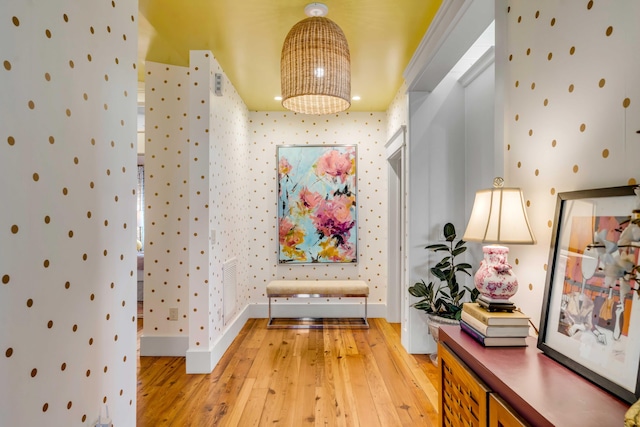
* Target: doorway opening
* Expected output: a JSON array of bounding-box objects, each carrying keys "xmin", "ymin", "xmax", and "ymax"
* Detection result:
[{"xmin": 386, "ymin": 126, "xmax": 407, "ymax": 324}]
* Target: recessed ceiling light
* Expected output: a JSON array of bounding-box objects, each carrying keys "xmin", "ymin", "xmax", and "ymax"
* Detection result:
[
  {"xmin": 352, "ymin": 95, "xmax": 361, "ymax": 101},
  {"xmin": 274, "ymin": 96, "xmax": 283, "ymax": 101}
]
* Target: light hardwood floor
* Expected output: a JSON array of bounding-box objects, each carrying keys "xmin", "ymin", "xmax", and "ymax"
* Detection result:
[{"xmin": 137, "ymin": 318, "xmax": 440, "ymax": 426}]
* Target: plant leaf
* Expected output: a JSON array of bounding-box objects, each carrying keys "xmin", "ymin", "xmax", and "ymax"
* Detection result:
[
  {"xmin": 430, "ymin": 268, "xmax": 447, "ymax": 281},
  {"xmin": 443, "ymin": 222, "xmax": 456, "ymax": 241},
  {"xmin": 434, "ymin": 259, "xmax": 451, "ymax": 269},
  {"xmin": 426, "ymin": 243, "xmax": 448, "ymax": 251},
  {"xmin": 410, "ymin": 222, "xmax": 477, "ymax": 319},
  {"xmin": 451, "ymin": 247, "xmax": 467, "ymax": 256}
]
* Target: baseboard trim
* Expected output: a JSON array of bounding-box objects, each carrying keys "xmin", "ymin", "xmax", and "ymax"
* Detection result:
[
  {"xmin": 186, "ymin": 305, "xmax": 253, "ymax": 374},
  {"xmin": 140, "ymin": 335, "xmax": 189, "ymax": 357}
]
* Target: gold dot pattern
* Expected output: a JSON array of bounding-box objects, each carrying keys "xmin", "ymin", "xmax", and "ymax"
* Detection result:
[
  {"xmin": 505, "ymin": 2, "xmax": 637, "ymax": 324},
  {"xmin": 145, "ymin": 53, "xmax": 389, "ymax": 350},
  {"xmin": 143, "ymin": 61, "xmax": 191, "ymax": 338},
  {"xmin": 1, "ymin": 2, "xmax": 137, "ymax": 425},
  {"xmin": 247, "ymin": 110, "xmax": 387, "ymax": 316}
]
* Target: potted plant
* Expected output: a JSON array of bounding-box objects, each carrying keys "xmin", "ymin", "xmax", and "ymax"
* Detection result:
[{"xmin": 408, "ymin": 222, "xmax": 479, "ymax": 361}]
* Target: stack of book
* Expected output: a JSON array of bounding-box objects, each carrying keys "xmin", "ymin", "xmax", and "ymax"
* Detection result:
[{"xmin": 460, "ymin": 302, "xmax": 530, "ymax": 347}]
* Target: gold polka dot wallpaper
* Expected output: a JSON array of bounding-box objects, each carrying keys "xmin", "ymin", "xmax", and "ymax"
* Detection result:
[
  {"xmin": 2, "ymin": 0, "xmax": 638, "ymax": 424},
  {"xmin": 1, "ymin": 1, "xmax": 138, "ymax": 425},
  {"xmin": 504, "ymin": 0, "xmax": 639, "ymax": 322},
  {"xmin": 142, "ymin": 56, "xmax": 389, "ymax": 357}
]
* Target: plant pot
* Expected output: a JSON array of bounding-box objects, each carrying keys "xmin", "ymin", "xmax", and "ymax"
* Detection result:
[{"xmin": 427, "ymin": 314, "xmax": 460, "ymax": 366}]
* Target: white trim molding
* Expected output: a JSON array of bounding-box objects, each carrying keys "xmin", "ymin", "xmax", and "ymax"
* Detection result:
[
  {"xmin": 404, "ymin": 0, "xmax": 494, "ymax": 92},
  {"xmin": 140, "ymin": 335, "xmax": 189, "ymax": 357}
]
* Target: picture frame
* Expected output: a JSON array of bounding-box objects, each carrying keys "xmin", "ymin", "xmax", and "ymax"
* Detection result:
[
  {"xmin": 276, "ymin": 145, "xmax": 358, "ymax": 264},
  {"xmin": 538, "ymin": 184, "xmax": 640, "ymax": 404}
]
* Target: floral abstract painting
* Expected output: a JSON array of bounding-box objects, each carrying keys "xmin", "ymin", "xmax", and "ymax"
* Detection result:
[{"xmin": 277, "ymin": 145, "xmax": 358, "ymax": 264}]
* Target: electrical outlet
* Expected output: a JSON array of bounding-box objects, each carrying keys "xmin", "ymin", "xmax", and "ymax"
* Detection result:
[{"xmin": 169, "ymin": 308, "xmax": 178, "ymax": 321}]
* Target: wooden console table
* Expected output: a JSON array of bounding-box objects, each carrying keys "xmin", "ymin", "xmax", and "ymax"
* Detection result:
[{"xmin": 439, "ymin": 325, "xmax": 629, "ymax": 426}]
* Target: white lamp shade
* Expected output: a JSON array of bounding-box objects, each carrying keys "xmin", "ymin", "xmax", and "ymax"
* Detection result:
[{"xmin": 463, "ymin": 187, "xmax": 536, "ymax": 244}]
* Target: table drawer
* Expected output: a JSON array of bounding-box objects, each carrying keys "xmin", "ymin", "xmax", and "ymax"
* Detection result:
[{"xmin": 439, "ymin": 342, "xmax": 491, "ymax": 427}]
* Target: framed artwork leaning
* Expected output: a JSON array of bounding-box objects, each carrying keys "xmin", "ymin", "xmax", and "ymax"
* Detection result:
[
  {"xmin": 538, "ymin": 184, "xmax": 640, "ymax": 404},
  {"xmin": 276, "ymin": 145, "xmax": 358, "ymax": 264}
]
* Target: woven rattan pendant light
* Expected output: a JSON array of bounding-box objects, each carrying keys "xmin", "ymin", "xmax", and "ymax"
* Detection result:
[{"xmin": 281, "ymin": 3, "xmax": 351, "ymax": 115}]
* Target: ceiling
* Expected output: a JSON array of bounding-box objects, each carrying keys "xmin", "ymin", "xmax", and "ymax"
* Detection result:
[{"xmin": 137, "ymin": 0, "xmax": 442, "ymax": 112}]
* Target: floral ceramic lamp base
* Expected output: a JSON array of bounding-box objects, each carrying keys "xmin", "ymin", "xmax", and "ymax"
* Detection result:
[{"xmin": 474, "ymin": 245, "xmax": 518, "ymax": 304}]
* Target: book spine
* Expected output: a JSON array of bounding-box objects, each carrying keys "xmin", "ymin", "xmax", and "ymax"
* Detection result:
[
  {"xmin": 463, "ymin": 303, "xmax": 529, "ymax": 326},
  {"xmin": 460, "ymin": 320, "xmax": 486, "ymax": 346},
  {"xmin": 461, "ymin": 311, "xmax": 488, "ymax": 334},
  {"xmin": 462, "ymin": 304, "xmax": 491, "ymax": 324}
]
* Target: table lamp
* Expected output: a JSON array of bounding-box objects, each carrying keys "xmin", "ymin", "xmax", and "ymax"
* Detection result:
[{"xmin": 463, "ymin": 177, "xmax": 536, "ymax": 311}]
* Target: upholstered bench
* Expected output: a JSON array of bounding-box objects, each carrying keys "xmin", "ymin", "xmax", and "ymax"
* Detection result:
[{"xmin": 266, "ymin": 280, "xmax": 369, "ymax": 328}]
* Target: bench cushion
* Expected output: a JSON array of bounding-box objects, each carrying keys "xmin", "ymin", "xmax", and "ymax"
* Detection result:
[{"xmin": 267, "ymin": 280, "xmax": 369, "ymax": 297}]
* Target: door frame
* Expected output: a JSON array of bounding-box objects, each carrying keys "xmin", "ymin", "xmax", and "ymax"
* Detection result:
[{"xmin": 385, "ymin": 126, "xmax": 407, "ymax": 324}]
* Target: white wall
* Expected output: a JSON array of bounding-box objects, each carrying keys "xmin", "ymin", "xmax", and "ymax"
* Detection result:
[
  {"xmin": 139, "ymin": 53, "xmax": 391, "ymax": 371},
  {"xmin": 141, "ymin": 62, "xmax": 190, "ymax": 355},
  {"xmin": 462, "ymin": 58, "xmax": 497, "ymax": 270},
  {"xmin": 188, "ymin": 50, "xmax": 251, "ymax": 372},
  {"xmin": 141, "ymin": 53, "xmax": 251, "ymax": 373},
  {"xmin": 403, "ymin": 0, "xmax": 497, "ymax": 353},
  {"xmin": 504, "ymin": 0, "xmax": 640, "ymax": 326},
  {"xmin": 245, "ymin": 112, "xmax": 390, "ymax": 314},
  {"xmin": 406, "ymin": 77, "xmax": 468, "ymax": 353},
  {"xmin": 405, "ymin": 62, "xmax": 496, "ymax": 355},
  {"xmin": 0, "ymin": 1, "xmax": 138, "ymax": 425}
]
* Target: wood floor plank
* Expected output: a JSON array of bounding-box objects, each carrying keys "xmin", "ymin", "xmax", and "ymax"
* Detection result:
[
  {"xmin": 296, "ymin": 329, "xmax": 322, "ymax": 425},
  {"xmin": 362, "ymin": 321, "xmax": 434, "ymax": 425},
  {"xmin": 259, "ymin": 328, "xmax": 302, "ymax": 425},
  {"xmin": 335, "ymin": 351, "xmax": 361, "ymax": 426},
  {"xmin": 248, "ymin": 327, "xmax": 285, "ymax": 388},
  {"xmin": 137, "ymin": 318, "xmax": 439, "ymax": 427},
  {"xmin": 221, "ymin": 377, "xmax": 256, "ymax": 426},
  {"xmin": 353, "ymin": 326, "xmax": 417, "ymax": 426},
  {"xmin": 283, "ymin": 332, "xmax": 308, "ymax": 425},
  {"xmin": 374, "ymin": 320, "xmax": 439, "ymax": 411},
  {"xmin": 318, "ymin": 329, "xmax": 349, "ymax": 426},
  {"xmin": 341, "ymin": 327, "xmax": 359, "ymax": 356},
  {"xmin": 199, "ymin": 346, "xmax": 258, "ymax": 425},
  {"xmin": 343, "ymin": 354, "xmax": 383, "ymax": 427}
]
